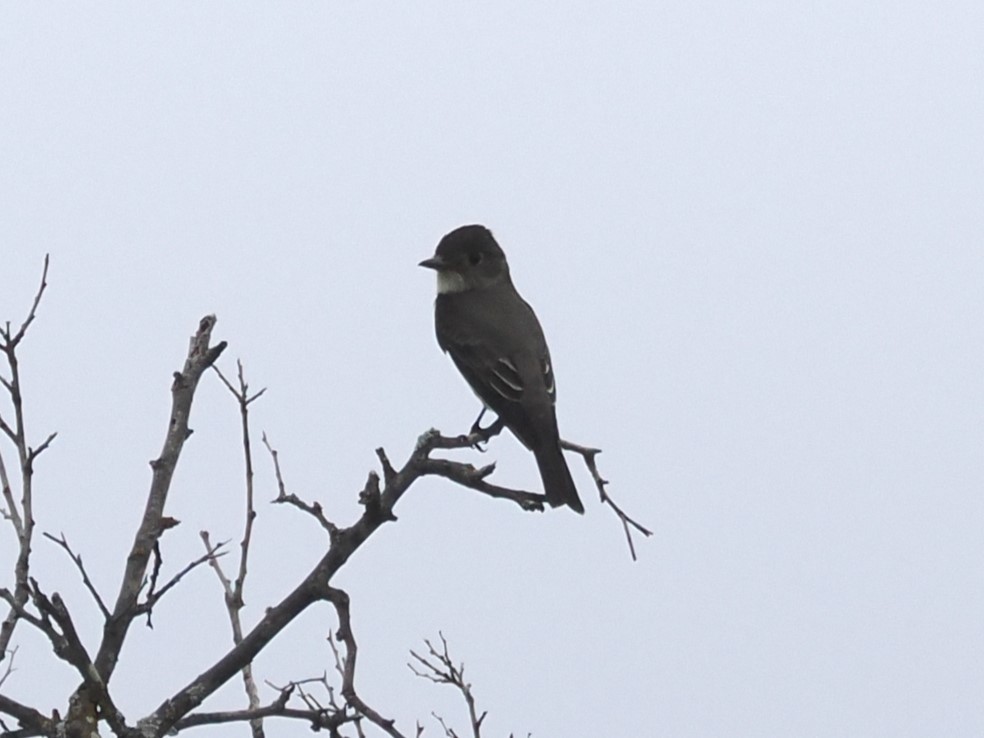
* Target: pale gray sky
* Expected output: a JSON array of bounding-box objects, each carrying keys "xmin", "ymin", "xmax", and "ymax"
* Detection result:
[{"xmin": 2, "ymin": 3, "xmax": 983, "ymax": 736}]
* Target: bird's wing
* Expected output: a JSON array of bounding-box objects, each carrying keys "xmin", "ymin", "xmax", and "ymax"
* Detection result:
[
  {"xmin": 445, "ymin": 338, "xmax": 525, "ymax": 404},
  {"xmin": 436, "ymin": 289, "xmax": 558, "ymax": 449},
  {"xmin": 441, "ymin": 339, "xmax": 553, "ymax": 452}
]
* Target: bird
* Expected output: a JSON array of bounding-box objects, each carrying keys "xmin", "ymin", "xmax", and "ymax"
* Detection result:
[{"xmin": 419, "ymin": 224, "xmax": 585, "ymax": 514}]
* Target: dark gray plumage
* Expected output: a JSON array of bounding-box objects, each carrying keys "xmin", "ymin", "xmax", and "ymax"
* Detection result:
[{"xmin": 420, "ymin": 225, "xmax": 584, "ymax": 514}]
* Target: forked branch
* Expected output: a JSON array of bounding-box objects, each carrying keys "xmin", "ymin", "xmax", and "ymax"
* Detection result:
[
  {"xmin": 326, "ymin": 587, "xmax": 408, "ymax": 738},
  {"xmin": 561, "ymin": 440, "xmax": 652, "ymax": 560},
  {"xmin": 209, "ymin": 360, "xmax": 267, "ymax": 738},
  {"xmin": 0, "ymin": 255, "xmax": 55, "ymax": 663},
  {"xmin": 409, "ymin": 633, "xmax": 488, "ymax": 738}
]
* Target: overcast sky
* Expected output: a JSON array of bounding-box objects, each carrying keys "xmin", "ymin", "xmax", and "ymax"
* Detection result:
[{"xmin": 1, "ymin": 3, "xmax": 983, "ymax": 736}]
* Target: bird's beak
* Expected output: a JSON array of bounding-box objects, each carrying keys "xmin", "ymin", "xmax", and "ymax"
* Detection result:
[{"xmin": 418, "ymin": 256, "xmax": 445, "ymax": 271}]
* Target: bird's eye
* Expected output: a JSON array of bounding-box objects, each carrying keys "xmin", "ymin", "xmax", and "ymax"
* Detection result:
[{"xmin": 468, "ymin": 253, "xmax": 483, "ymax": 266}]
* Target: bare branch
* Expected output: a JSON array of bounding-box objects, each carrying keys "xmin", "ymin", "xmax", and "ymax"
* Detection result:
[
  {"xmin": 403, "ymin": 426, "xmax": 550, "ymax": 511},
  {"xmin": 228, "ymin": 361, "xmax": 261, "ymax": 606},
  {"xmin": 27, "ymin": 431, "xmax": 57, "ymax": 464},
  {"xmin": 137, "ymin": 420, "xmax": 607, "ymax": 735},
  {"xmin": 561, "ymin": 439, "xmax": 652, "ymax": 560},
  {"xmin": 430, "ymin": 712, "xmax": 459, "ymax": 738},
  {"xmin": 146, "ymin": 541, "xmax": 165, "ymax": 623},
  {"xmin": 409, "ymin": 634, "xmax": 486, "ymax": 738},
  {"xmin": 173, "ymin": 682, "xmax": 357, "ymax": 733},
  {"xmin": 0, "ymin": 645, "xmax": 16, "ymax": 689},
  {"xmin": 0, "ymin": 448, "xmax": 20, "ymax": 537},
  {"xmin": 409, "ymin": 426, "xmax": 648, "ymax": 564},
  {"xmin": 213, "ymin": 362, "xmax": 267, "ymax": 408},
  {"xmin": 211, "ymin": 359, "xmax": 266, "ymax": 738},
  {"xmin": 201, "ymin": 531, "xmax": 264, "ymax": 737},
  {"xmin": 42, "ymin": 532, "xmax": 111, "ymax": 621},
  {"xmin": 0, "ymin": 587, "xmax": 47, "ymax": 633},
  {"xmin": 94, "ymin": 315, "xmax": 227, "ymax": 681},
  {"xmin": 326, "ymin": 633, "xmax": 346, "ymax": 683},
  {"xmin": 24, "ymin": 581, "xmax": 129, "ymax": 736},
  {"xmin": 136, "ymin": 540, "xmax": 227, "ymax": 621},
  {"xmin": 0, "ymin": 258, "xmax": 54, "ymax": 663},
  {"xmin": 0, "ymin": 261, "xmax": 610, "ymax": 738},
  {"xmin": 141, "ymin": 543, "xmax": 339, "ymax": 732},
  {"xmin": 264, "ymin": 432, "xmax": 338, "ymax": 535},
  {"xmin": 0, "ymin": 254, "xmax": 49, "ymax": 350},
  {"xmin": 140, "ymin": 453, "xmax": 426, "ymax": 734},
  {"xmin": 417, "ymin": 457, "xmax": 545, "ymax": 511},
  {"xmin": 0, "ymin": 692, "xmax": 54, "ymax": 737},
  {"xmin": 326, "ymin": 587, "xmax": 409, "ymax": 738},
  {"xmin": 375, "ymin": 447, "xmax": 397, "ymax": 484},
  {"xmin": 284, "ymin": 674, "xmax": 330, "ymax": 712},
  {"xmin": 418, "ymin": 422, "xmax": 505, "ymax": 452},
  {"xmin": 0, "ymin": 415, "xmax": 15, "ymax": 444},
  {"xmin": 370, "ymin": 427, "xmax": 540, "ymax": 515}
]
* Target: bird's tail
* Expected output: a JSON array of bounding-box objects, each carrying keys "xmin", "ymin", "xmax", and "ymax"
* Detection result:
[{"xmin": 535, "ymin": 443, "xmax": 585, "ymax": 514}]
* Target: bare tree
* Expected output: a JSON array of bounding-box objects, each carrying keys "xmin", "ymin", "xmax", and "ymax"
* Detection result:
[{"xmin": 0, "ymin": 258, "xmax": 648, "ymax": 738}]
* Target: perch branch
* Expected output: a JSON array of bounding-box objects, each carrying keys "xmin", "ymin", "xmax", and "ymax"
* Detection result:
[
  {"xmin": 137, "ymin": 418, "xmax": 624, "ymax": 733},
  {"xmin": 417, "ymin": 457, "xmax": 545, "ymax": 511}
]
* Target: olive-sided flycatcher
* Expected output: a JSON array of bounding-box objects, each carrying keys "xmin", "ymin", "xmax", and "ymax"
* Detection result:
[{"xmin": 420, "ymin": 225, "xmax": 585, "ymax": 514}]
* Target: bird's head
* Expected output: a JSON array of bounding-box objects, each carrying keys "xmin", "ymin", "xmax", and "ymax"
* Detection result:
[{"xmin": 419, "ymin": 224, "xmax": 510, "ymax": 293}]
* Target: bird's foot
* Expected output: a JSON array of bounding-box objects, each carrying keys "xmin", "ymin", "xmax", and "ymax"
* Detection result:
[{"xmin": 469, "ymin": 416, "xmax": 505, "ymax": 452}]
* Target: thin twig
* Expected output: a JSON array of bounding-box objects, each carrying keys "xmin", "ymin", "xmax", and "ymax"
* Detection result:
[
  {"xmin": 136, "ymin": 541, "xmax": 228, "ymax": 620},
  {"xmin": 409, "ymin": 633, "xmax": 486, "ymax": 738},
  {"xmin": 264, "ymin": 432, "xmax": 338, "ymax": 535},
  {"xmin": 561, "ymin": 439, "xmax": 652, "ymax": 561},
  {"xmin": 0, "ymin": 254, "xmax": 49, "ymax": 349},
  {"xmin": 0, "ymin": 416, "xmax": 15, "ymax": 444},
  {"xmin": 201, "ymin": 531, "xmax": 235, "ymax": 592},
  {"xmin": 431, "ymin": 712, "xmax": 459, "ymax": 738},
  {"xmin": 0, "ymin": 645, "xmax": 16, "ymax": 689},
  {"xmin": 27, "ymin": 431, "xmax": 57, "ymax": 464},
  {"xmin": 327, "ymin": 632, "xmax": 346, "ymax": 682},
  {"xmin": 0, "ymin": 449, "xmax": 20, "ymax": 536},
  {"xmin": 213, "ymin": 359, "xmax": 266, "ymax": 738},
  {"xmin": 42, "ymin": 532, "xmax": 111, "ymax": 620},
  {"xmin": 147, "ymin": 541, "xmax": 165, "ymax": 622},
  {"xmin": 172, "ymin": 682, "xmax": 359, "ymax": 733},
  {"xmin": 418, "ymin": 424, "xmax": 650, "ymax": 561}
]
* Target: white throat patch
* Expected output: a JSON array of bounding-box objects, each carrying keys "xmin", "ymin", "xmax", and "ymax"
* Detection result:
[{"xmin": 436, "ymin": 270, "xmax": 468, "ymax": 294}]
